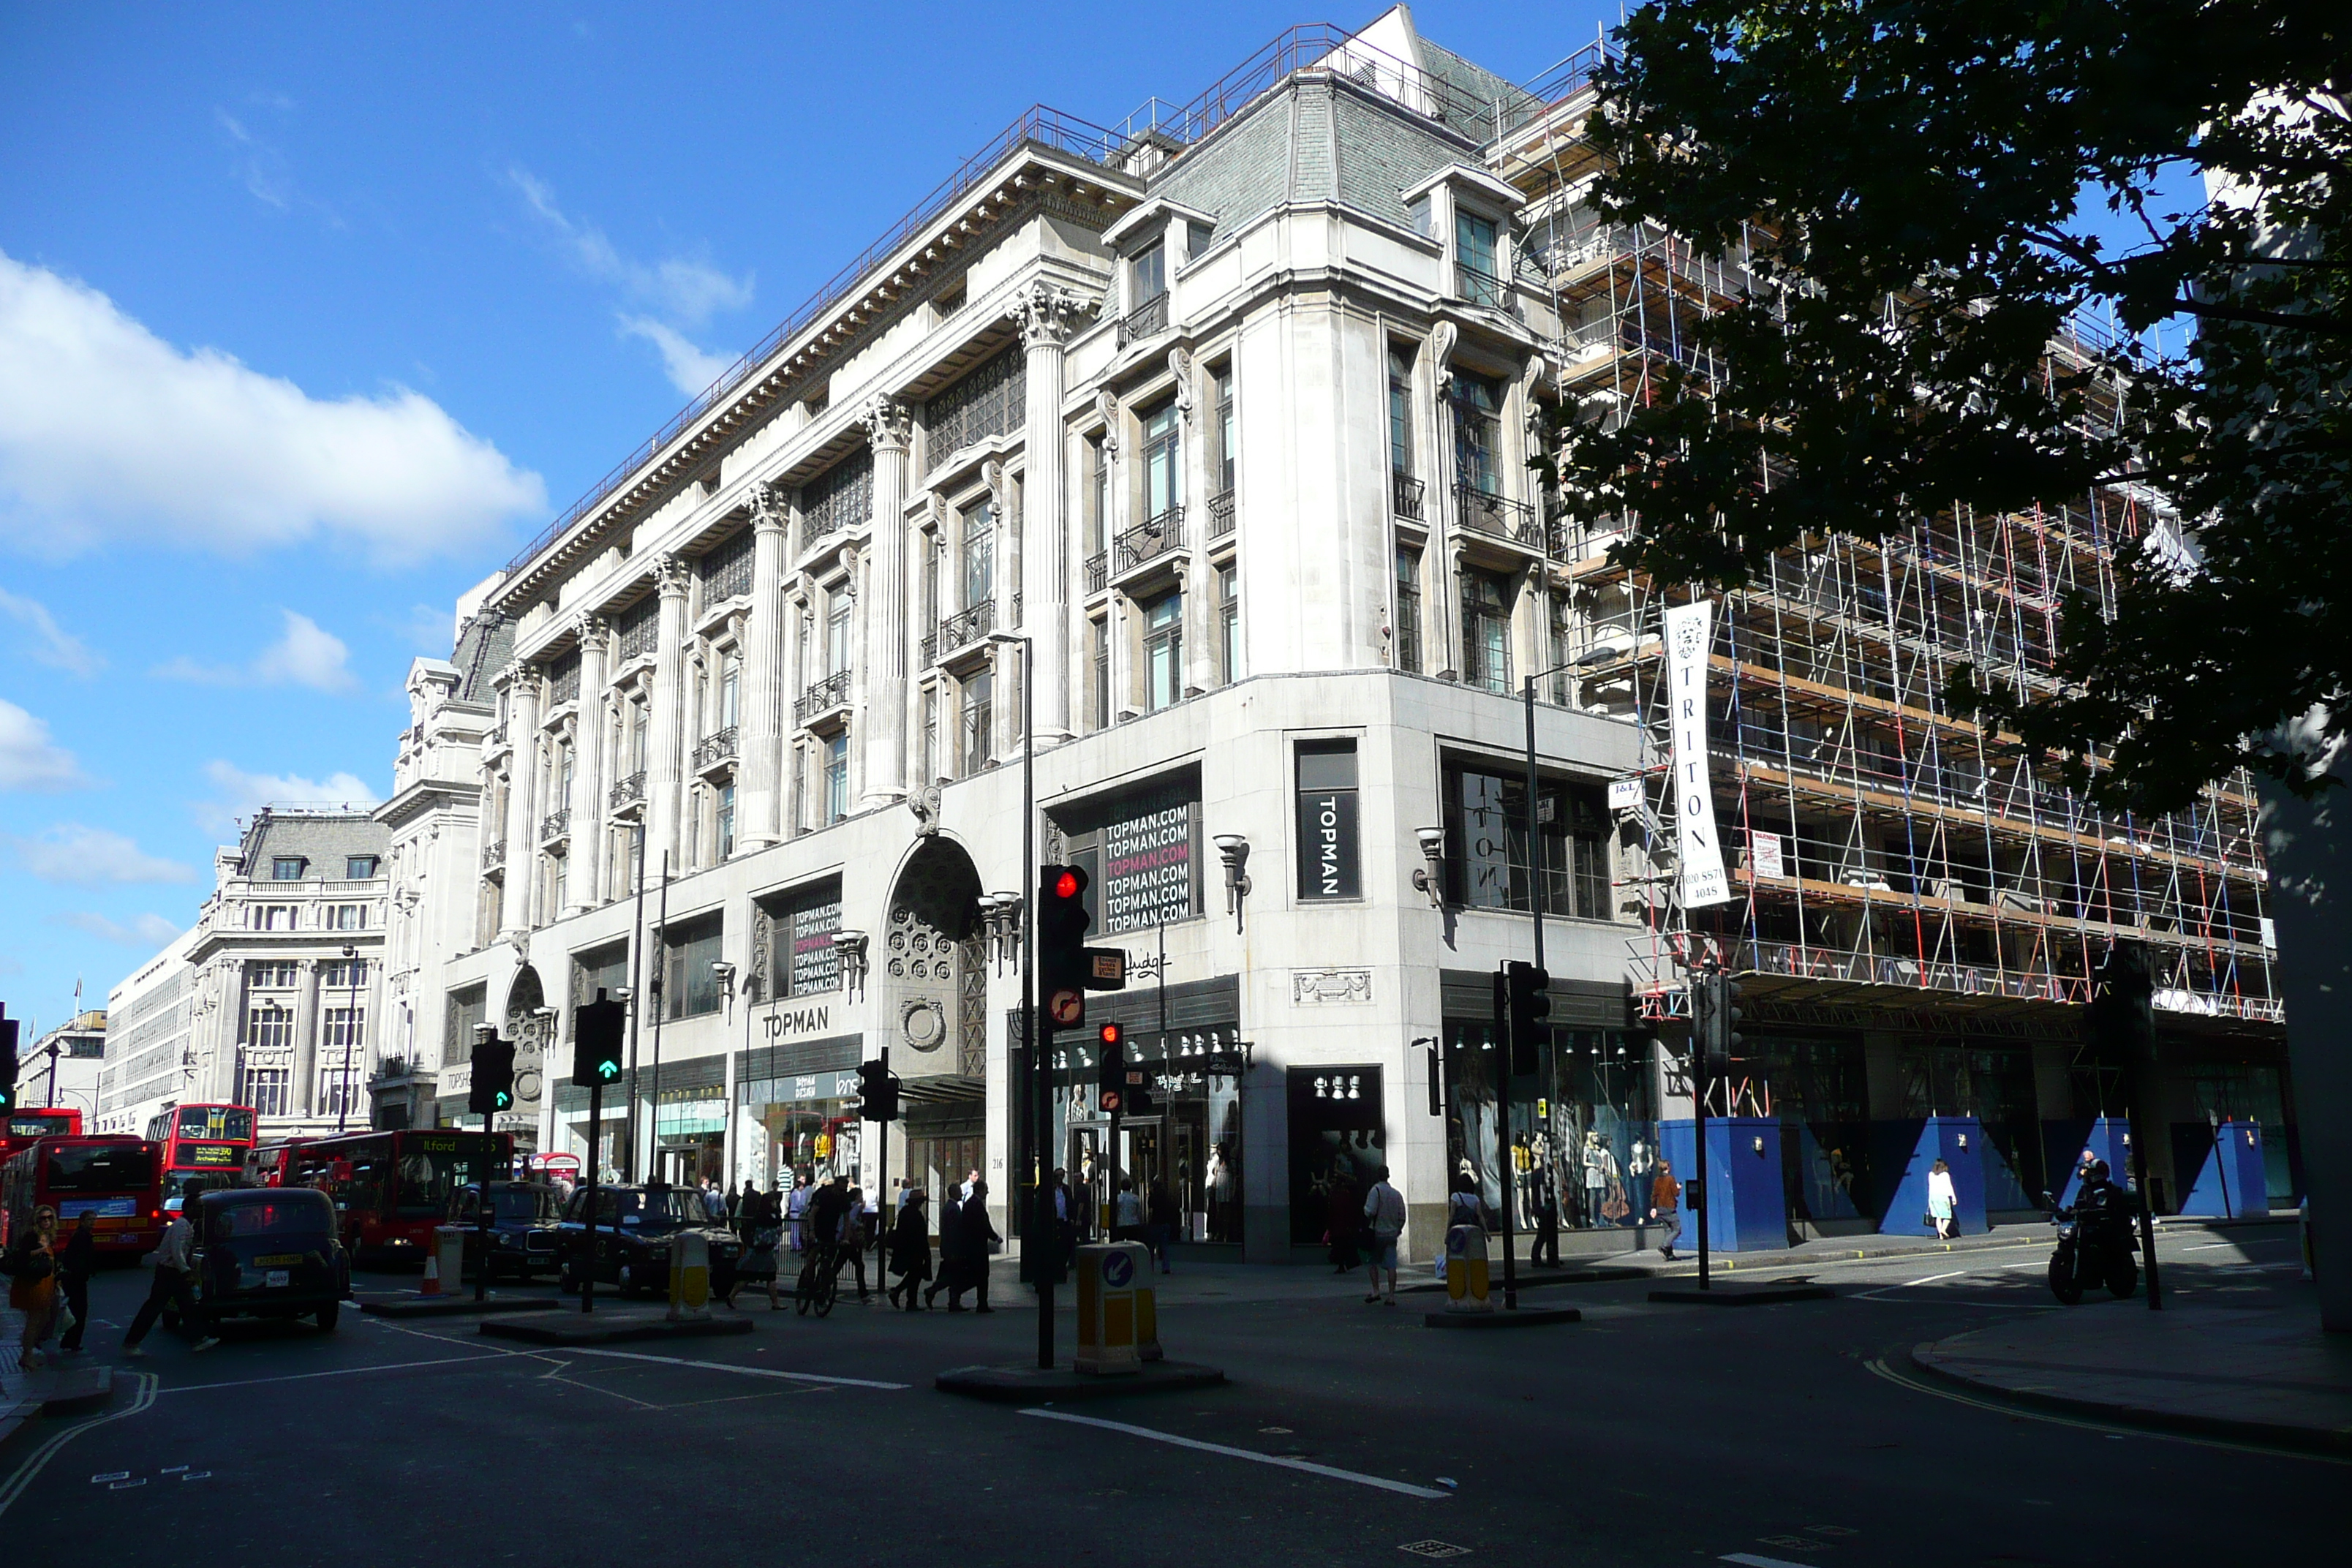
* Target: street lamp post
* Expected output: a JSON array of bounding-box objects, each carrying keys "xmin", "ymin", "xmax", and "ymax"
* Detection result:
[
  {"xmin": 336, "ymin": 943, "xmax": 360, "ymax": 1133},
  {"xmin": 987, "ymin": 627, "xmax": 1047, "ymax": 1369}
]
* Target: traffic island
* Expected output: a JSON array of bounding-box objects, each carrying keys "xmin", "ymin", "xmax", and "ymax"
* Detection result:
[
  {"xmin": 478, "ymin": 1308, "xmax": 756, "ymax": 1346},
  {"xmin": 360, "ymin": 1292, "xmax": 554, "ymax": 1319},
  {"xmin": 1648, "ymin": 1281, "xmax": 1836, "ymax": 1306},
  {"xmin": 1404, "ymin": 1265, "xmax": 1645, "ymax": 1295},
  {"xmin": 935, "ymin": 1360, "xmax": 1226, "ymax": 1404},
  {"xmin": 1423, "ymin": 1305, "xmax": 1583, "ymax": 1329}
]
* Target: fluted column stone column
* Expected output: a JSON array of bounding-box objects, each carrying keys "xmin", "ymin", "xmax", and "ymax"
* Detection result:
[
  {"xmin": 741, "ymin": 486, "xmax": 788, "ymax": 849},
  {"xmin": 860, "ymin": 398, "xmax": 913, "ymax": 807},
  {"xmin": 567, "ymin": 615, "xmax": 608, "ymax": 913},
  {"xmin": 500, "ymin": 664, "xmax": 540, "ymax": 936},
  {"xmin": 1014, "ymin": 282, "xmax": 1091, "ymax": 743},
  {"xmin": 647, "ymin": 555, "xmax": 690, "ymax": 873}
]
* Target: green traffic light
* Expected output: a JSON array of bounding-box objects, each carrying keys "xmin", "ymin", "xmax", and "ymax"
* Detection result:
[{"xmin": 598, "ymin": 1060, "xmax": 620, "ymax": 1082}]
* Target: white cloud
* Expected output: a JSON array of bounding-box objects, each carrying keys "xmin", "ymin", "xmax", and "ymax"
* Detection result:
[
  {"xmin": 55, "ymin": 910, "xmax": 182, "ymax": 949},
  {"xmin": 0, "ymin": 697, "xmax": 88, "ymax": 791},
  {"xmin": 155, "ymin": 609, "xmax": 358, "ymax": 692},
  {"xmin": 216, "ymin": 110, "xmax": 292, "ymax": 210},
  {"xmin": 8, "ymin": 823, "xmax": 195, "ymax": 886},
  {"xmin": 0, "ymin": 250, "xmax": 547, "ymax": 563},
  {"xmin": 0, "ymin": 587, "xmax": 102, "ymax": 676},
  {"xmin": 619, "ymin": 316, "xmax": 732, "ymax": 396},
  {"xmin": 508, "ymin": 167, "xmax": 753, "ymax": 326},
  {"xmin": 196, "ymin": 758, "xmax": 378, "ymax": 833}
]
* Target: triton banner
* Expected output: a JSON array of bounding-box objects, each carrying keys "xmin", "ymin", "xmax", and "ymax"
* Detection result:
[{"xmin": 1662, "ymin": 598, "xmax": 1732, "ymax": 908}]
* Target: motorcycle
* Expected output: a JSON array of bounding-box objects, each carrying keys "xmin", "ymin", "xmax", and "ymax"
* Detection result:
[{"xmin": 2041, "ymin": 1186, "xmax": 2139, "ymax": 1304}]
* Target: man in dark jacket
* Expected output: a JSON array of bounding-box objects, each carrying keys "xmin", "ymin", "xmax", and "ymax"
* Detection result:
[
  {"xmin": 924, "ymin": 1188, "xmax": 964, "ymax": 1308},
  {"xmin": 886, "ymin": 1189, "xmax": 932, "ymax": 1310},
  {"xmin": 940, "ymin": 1180, "xmax": 1000, "ymax": 1313},
  {"xmin": 56, "ymin": 1211, "xmax": 97, "ymax": 1353}
]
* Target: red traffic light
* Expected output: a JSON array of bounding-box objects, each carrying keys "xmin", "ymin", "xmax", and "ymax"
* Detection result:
[
  {"xmin": 1098, "ymin": 1021, "xmax": 1123, "ymax": 1047},
  {"xmin": 1054, "ymin": 869, "xmax": 1082, "ymax": 900}
]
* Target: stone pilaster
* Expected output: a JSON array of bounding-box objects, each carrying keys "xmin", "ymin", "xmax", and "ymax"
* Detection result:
[
  {"xmin": 860, "ymin": 397, "xmax": 913, "ymax": 806},
  {"xmin": 293, "ymin": 957, "xmax": 322, "ymax": 1117},
  {"xmin": 1014, "ymin": 281, "xmax": 1092, "ymax": 742},
  {"xmin": 499, "ymin": 664, "xmax": 540, "ymax": 936},
  {"xmin": 647, "ymin": 555, "xmax": 691, "ymax": 877},
  {"xmin": 741, "ymin": 486, "xmax": 788, "ymax": 848},
  {"xmin": 567, "ymin": 616, "xmax": 608, "ymax": 913}
]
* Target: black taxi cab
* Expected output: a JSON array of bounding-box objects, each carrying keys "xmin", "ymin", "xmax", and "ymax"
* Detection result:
[{"xmin": 190, "ymin": 1186, "xmax": 350, "ymax": 1331}]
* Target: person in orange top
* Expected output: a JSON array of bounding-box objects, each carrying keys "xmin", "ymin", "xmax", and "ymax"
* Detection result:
[{"xmin": 1648, "ymin": 1161, "xmax": 1684, "ymax": 1261}]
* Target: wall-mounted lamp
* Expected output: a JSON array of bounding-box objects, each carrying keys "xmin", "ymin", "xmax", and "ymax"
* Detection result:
[
  {"xmin": 981, "ymin": 892, "xmax": 1024, "ymax": 972},
  {"xmin": 1213, "ymin": 834, "xmax": 1252, "ymax": 931},
  {"xmin": 1410, "ymin": 826, "xmax": 1446, "ymax": 908},
  {"xmin": 1956, "ymin": 1131, "xmax": 1970, "ymax": 1153},
  {"xmin": 1752, "ymin": 1134, "xmax": 1766, "ymax": 1157},
  {"xmin": 613, "ymin": 985, "xmax": 633, "ymax": 1006},
  {"xmin": 711, "ymin": 960, "xmax": 736, "ymax": 1012},
  {"xmin": 834, "ymin": 930, "xmax": 870, "ymax": 999}
]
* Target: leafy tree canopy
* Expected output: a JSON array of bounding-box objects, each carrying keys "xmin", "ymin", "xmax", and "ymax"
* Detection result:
[{"xmin": 1556, "ymin": 0, "xmax": 2348, "ymax": 810}]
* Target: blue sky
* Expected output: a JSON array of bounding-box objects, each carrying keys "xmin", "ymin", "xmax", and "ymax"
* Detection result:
[{"xmin": 0, "ymin": 3, "xmax": 1614, "ymax": 1025}]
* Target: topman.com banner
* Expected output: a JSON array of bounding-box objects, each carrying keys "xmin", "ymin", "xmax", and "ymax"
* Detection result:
[{"xmin": 1663, "ymin": 598, "xmax": 1733, "ymax": 908}]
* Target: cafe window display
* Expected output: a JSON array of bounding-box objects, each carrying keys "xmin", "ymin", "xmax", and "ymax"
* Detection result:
[{"xmin": 1444, "ymin": 1019, "xmax": 1654, "ymax": 1232}]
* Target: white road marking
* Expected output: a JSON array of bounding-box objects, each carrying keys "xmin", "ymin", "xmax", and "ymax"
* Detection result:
[
  {"xmin": 565, "ymin": 1347, "xmax": 910, "ymax": 1390},
  {"xmin": 0, "ymin": 1372, "xmax": 159, "ymax": 1519},
  {"xmin": 1019, "ymin": 1409, "xmax": 1452, "ymax": 1499},
  {"xmin": 1724, "ymin": 1556, "xmax": 1820, "ymax": 1567},
  {"xmin": 155, "ymin": 1347, "xmax": 530, "ymax": 1395}
]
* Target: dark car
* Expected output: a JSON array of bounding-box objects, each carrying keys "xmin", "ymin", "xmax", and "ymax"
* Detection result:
[
  {"xmin": 447, "ymin": 1181, "xmax": 564, "ymax": 1282},
  {"xmin": 553, "ymin": 1183, "xmax": 742, "ymax": 1297},
  {"xmin": 187, "ymin": 1186, "xmax": 350, "ymax": 1332}
]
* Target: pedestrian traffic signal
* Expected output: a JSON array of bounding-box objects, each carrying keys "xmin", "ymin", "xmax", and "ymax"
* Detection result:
[
  {"xmin": 856, "ymin": 1058, "xmax": 900, "ymax": 1123},
  {"xmin": 2089, "ymin": 942, "xmax": 2155, "ymax": 1063},
  {"xmin": 470, "ymin": 1033, "xmax": 517, "ymax": 1116},
  {"xmin": 0, "ymin": 1009, "xmax": 17, "ymax": 1115},
  {"xmin": 1505, "ymin": 960, "xmax": 1550, "ymax": 1074},
  {"xmin": 1689, "ymin": 971, "xmax": 1743, "ymax": 1071},
  {"xmin": 1039, "ymin": 864, "xmax": 1092, "ymax": 1030},
  {"xmin": 572, "ymin": 987, "xmax": 627, "ymax": 1088}
]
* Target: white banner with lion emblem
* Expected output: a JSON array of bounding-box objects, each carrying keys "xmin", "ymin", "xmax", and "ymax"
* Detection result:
[{"xmin": 1663, "ymin": 598, "xmax": 1733, "ymax": 908}]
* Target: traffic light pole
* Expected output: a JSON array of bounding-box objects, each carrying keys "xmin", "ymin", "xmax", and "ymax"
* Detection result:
[
  {"xmin": 479, "ymin": 1109, "xmax": 494, "ymax": 1302},
  {"xmin": 581, "ymin": 1077, "xmax": 601, "ymax": 1315},
  {"xmin": 1695, "ymin": 1002, "xmax": 1711, "ymax": 1293}
]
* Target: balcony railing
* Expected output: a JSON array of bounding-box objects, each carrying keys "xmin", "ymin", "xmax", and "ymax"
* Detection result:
[
  {"xmin": 796, "ymin": 669, "xmax": 852, "ymax": 725},
  {"xmin": 1456, "ymin": 259, "xmax": 1509, "ymax": 311},
  {"xmin": 609, "ymin": 771, "xmax": 647, "ymax": 810},
  {"xmin": 1206, "ymin": 488, "xmax": 1235, "ymax": 540},
  {"xmin": 923, "ymin": 600, "xmax": 997, "ymax": 666},
  {"xmin": 1116, "ymin": 292, "xmax": 1169, "ymax": 347},
  {"xmin": 1453, "ymin": 483, "xmax": 1546, "ymax": 551},
  {"xmin": 1085, "ymin": 551, "xmax": 1109, "ymax": 593},
  {"xmin": 481, "ymin": 840, "xmax": 506, "ymax": 870},
  {"xmin": 693, "ymin": 725, "xmax": 739, "ymax": 772},
  {"xmin": 539, "ymin": 808, "xmax": 570, "ymax": 843},
  {"xmin": 1392, "ymin": 473, "xmax": 1425, "ymax": 521},
  {"xmin": 1115, "ymin": 506, "xmax": 1186, "ymax": 574}
]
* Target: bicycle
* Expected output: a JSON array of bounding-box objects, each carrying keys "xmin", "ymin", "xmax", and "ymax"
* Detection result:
[{"xmin": 794, "ymin": 1240, "xmax": 840, "ymax": 1317}]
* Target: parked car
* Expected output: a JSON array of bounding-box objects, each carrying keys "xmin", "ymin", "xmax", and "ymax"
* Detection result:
[
  {"xmin": 553, "ymin": 1183, "xmax": 742, "ymax": 1296},
  {"xmin": 185, "ymin": 1186, "xmax": 350, "ymax": 1332},
  {"xmin": 447, "ymin": 1180, "xmax": 565, "ymax": 1282}
]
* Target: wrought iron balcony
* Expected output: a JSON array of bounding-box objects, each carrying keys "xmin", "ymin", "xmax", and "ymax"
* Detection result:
[
  {"xmin": 1392, "ymin": 473, "xmax": 1426, "ymax": 521},
  {"xmin": 1084, "ymin": 551, "xmax": 1109, "ymax": 594},
  {"xmin": 1116, "ymin": 292, "xmax": 1169, "ymax": 347},
  {"xmin": 539, "ymin": 807, "xmax": 570, "ymax": 843},
  {"xmin": 796, "ymin": 669, "xmax": 852, "ymax": 725},
  {"xmin": 1206, "ymin": 488, "xmax": 1235, "ymax": 540},
  {"xmin": 609, "ymin": 771, "xmax": 647, "ymax": 810},
  {"xmin": 481, "ymin": 839, "xmax": 506, "ymax": 870},
  {"xmin": 1453, "ymin": 483, "xmax": 1545, "ymax": 551},
  {"xmin": 1115, "ymin": 505, "xmax": 1186, "ymax": 574},
  {"xmin": 923, "ymin": 600, "xmax": 997, "ymax": 666},
  {"xmin": 692, "ymin": 725, "xmax": 739, "ymax": 772},
  {"xmin": 1455, "ymin": 259, "xmax": 1510, "ymax": 311}
]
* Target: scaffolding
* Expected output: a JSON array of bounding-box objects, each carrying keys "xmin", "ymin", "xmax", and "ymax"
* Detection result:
[{"xmin": 1486, "ymin": 54, "xmax": 2281, "ymax": 1037}]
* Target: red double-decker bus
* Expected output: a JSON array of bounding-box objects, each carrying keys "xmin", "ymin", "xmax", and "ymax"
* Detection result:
[
  {"xmin": 286, "ymin": 1128, "xmax": 512, "ymax": 1265},
  {"xmin": 146, "ymin": 1104, "xmax": 259, "ymax": 1210},
  {"xmin": 1, "ymin": 1136, "xmax": 166, "ymax": 1256},
  {"xmin": 247, "ymin": 1137, "xmax": 309, "ymax": 1188},
  {"xmin": 1, "ymin": 1108, "xmax": 84, "ymax": 1167}
]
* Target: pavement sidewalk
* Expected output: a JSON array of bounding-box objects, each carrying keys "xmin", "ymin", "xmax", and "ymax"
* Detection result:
[
  {"xmin": 1, "ymin": 1300, "xmax": 114, "ymax": 1448},
  {"xmin": 1910, "ymin": 1287, "xmax": 2352, "ymax": 1455}
]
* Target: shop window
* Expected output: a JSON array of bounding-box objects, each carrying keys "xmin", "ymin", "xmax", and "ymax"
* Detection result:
[
  {"xmin": 1442, "ymin": 761, "xmax": 1610, "ymax": 919},
  {"xmin": 1293, "ymin": 739, "xmax": 1361, "ymax": 901},
  {"xmin": 765, "ymin": 879, "xmax": 843, "ymax": 999},
  {"xmin": 1052, "ymin": 770, "xmax": 1201, "ymax": 935},
  {"xmin": 662, "ymin": 915, "xmax": 725, "ymax": 1020},
  {"xmin": 1285, "ymin": 1066, "xmax": 1385, "ymax": 1245},
  {"xmin": 570, "ymin": 944, "xmax": 627, "ymax": 1023},
  {"xmin": 1446, "ymin": 1021, "xmax": 1656, "ymax": 1233}
]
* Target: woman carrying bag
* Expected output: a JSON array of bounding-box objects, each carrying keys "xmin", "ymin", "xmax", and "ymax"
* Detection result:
[{"xmin": 7, "ymin": 1205, "xmax": 61, "ymax": 1370}]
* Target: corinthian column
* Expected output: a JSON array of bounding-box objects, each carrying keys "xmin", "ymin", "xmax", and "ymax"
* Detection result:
[
  {"xmin": 742, "ymin": 485, "xmax": 788, "ymax": 848},
  {"xmin": 568, "ymin": 615, "xmax": 608, "ymax": 913},
  {"xmin": 647, "ymin": 556, "xmax": 691, "ymax": 870},
  {"xmin": 1014, "ymin": 280, "xmax": 1093, "ymax": 744},
  {"xmin": 499, "ymin": 663, "xmax": 540, "ymax": 937},
  {"xmin": 860, "ymin": 398, "xmax": 913, "ymax": 806}
]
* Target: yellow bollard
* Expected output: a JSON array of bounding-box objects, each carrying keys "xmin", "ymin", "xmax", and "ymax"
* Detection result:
[{"xmin": 668, "ymin": 1229, "xmax": 711, "ymax": 1321}]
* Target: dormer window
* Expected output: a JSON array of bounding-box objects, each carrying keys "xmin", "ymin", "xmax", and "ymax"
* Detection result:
[
  {"xmin": 1408, "ymin": 195, "xmax": 1433, "ymax": 238},
  {"xmin": 271, "ymin": 856, "xmax": 305, "ymax": 881},
  {"xmin": 1186, "ymin": 220, "xmax": 1215, "ymax": 260},
  {"xmin": 1132, "ymin": 241, "xmax": 1166, "ymax": 306},
  {"xmin": 1456, "ymin": 209, "xmax": 1504, "ymax": 308},
  {"xmin": 347, "ymin": 856, "xmax": 379, "ymax": 879}
]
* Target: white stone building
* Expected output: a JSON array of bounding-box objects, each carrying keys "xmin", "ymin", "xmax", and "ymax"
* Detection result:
[
  {"xmin": 393, "ymin": 10, "xmax": 1648, "ymax": 1262},
  {"xmin": 101, "ymin": 808, "xmax": 391, "ymax": 1141}
]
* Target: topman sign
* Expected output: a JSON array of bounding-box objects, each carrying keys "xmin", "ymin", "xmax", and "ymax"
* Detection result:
[{"xmin": 761, "ymin": 1004, "xmax": 832, "ymax": 1041}]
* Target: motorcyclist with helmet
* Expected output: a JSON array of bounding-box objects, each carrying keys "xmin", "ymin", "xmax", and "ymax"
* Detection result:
[{"xmin": 2046, "ymin": 1155, "xmax": 2139, "ymax": 1303}]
